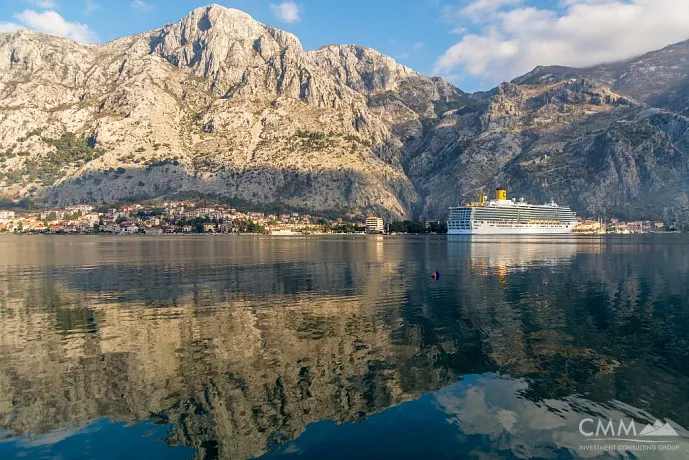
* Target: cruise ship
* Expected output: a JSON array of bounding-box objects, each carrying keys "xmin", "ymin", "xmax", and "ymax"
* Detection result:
[{"xmin": 447, "ymin": 188, "xmax": 577, "ymax": 235}]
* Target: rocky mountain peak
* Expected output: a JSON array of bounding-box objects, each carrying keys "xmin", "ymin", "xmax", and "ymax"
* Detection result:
[
  {"xmin": 191, "ymin": 3, "xmax": 255, "ymax": 20},
  {"xmin": 149, "ymin": 3, "xmax": 304, "ymax": 94},
  {"xmin": 514, "ymin": 37, "xmax": 689, "ymax": 113},
  {"xmin": 0, "ymin": 28, "xmax": 32, "ymax": 40},
  {"xmin": 165, "ymin": 3, "xmax": 282, "ymax": 44},
  {"xmin": 2, "ymin": 5, "xmax": 689, "ymax": 223},
  {"xmin": 310, "ymin": 43, "xmax": 468, "ymax": 125},
  {"xmin": 0, "ymin": 27, "xmax": 99, "ymax": 89},
  {"xmin": 310, "ymin": 44, "xmax": 416, "ymax": 94}
]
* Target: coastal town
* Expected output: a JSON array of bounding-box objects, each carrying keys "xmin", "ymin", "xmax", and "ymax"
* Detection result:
[
  {"xmin": 0, "ymin": 202, "xmax": 346, "ymax": 235},
  {"xmin": 0, "ymin": 202, "xmax": 680, "ymax": 235}
]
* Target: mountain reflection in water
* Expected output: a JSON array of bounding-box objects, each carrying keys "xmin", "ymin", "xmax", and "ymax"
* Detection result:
[{"xmin": 0, "ymin": 235, "xmax": 688, "ymax": 459}]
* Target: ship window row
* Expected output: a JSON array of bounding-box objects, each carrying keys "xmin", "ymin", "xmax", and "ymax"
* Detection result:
[
  {"xmin": 471, "ymin": 219, "xmax": 571, "ymax": 224},
  {"xmin": 487, "ymin": 226, "xmax": 563, "ymax": 228},
  {"xmin": 464, "ymin": 213, "xmax": 573, "ymax": 219},
  {"xmin": 473, "ymin": 215, "xmax": 574, "ymax": 221},
  {"xmin": 474, "ymin": 211, "xmax": 562, "ymax": 216},
  {"xmin": 450, "ymin": 221, "xmax": 569, "ymax": 228},
  {"xmin": 475, "ymin": 209, "xmax": 563, "ymax": 215},
  {"xmin": 450, "ymin": 219, "xmax": 572, "ymax": 225}
]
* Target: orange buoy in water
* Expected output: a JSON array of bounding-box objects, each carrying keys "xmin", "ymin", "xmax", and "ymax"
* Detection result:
[{"xmin": 431, "ymin": 270, "xmax": 440, "ymax": 280}]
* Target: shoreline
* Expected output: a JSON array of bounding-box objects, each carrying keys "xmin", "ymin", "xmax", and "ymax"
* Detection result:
[{"xmin": 0, "ymin": 232, "xmax": 682, "ymax": 237}]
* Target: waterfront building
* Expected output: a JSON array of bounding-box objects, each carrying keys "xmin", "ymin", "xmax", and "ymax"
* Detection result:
[
  {"xmin": 366, "ymin": 217, "xmax": 384, "ymax": 234},
  {"xmin": 66, "ymin": 204, "xmax": 94, "ymax": 215},
  {"xmin": 573, "ymin": 220, "xmax": 603, "ymax": 233}
]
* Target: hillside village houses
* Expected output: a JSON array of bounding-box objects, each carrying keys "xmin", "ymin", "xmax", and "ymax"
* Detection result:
[{"xmin": 0, "ymin": 201, "xmax": 338, "ymax": 235}]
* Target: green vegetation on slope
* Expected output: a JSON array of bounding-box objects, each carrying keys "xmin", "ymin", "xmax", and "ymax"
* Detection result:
[{"xmin": 1, "ymin": 132, "xmax": 103, "ymax": 186}]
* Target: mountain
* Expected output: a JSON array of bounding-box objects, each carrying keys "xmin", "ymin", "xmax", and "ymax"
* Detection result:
[
  {"xmin": 410, "ymin": 80, "xmax": 689, "ymax": 221},
  {"xmin": 0, "ymin": 5, "xmax": 419, "ymax": 218},
  {"xmin": 1, "ymin": 4, "xmax": 689, "ymax": 222},
  {"xmin": 514, "ymin": 39, "xmax": 689, "ymax": 114}
]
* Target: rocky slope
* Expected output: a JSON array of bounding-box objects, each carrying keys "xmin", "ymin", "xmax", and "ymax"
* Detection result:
[
  {"xmin": 410, "ymin": 79, "xmax": 689, "ymax": 221},
  {"xmin": 310, "ymin": 44, "xmax": 471, "ymax": 146},
  {"xmin": 514, "ymin": 39, "xmax": 689, "ymax": 113},
  {"xmin": 404, "ymin": 40, "xmax": 689, "ymax": 220},
  {"xmin": 1, "ymin": 4, "xmax": 689, "ymax": 221},
  {"xmin": 0, "ymin": 5, "xmax": 419, "ymax": 218}
]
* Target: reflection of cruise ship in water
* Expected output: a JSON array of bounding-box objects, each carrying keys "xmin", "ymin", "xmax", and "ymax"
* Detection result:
[
  {"xmin": 460, "ymin": 237, "xmax": 579, "ymax": 269},
  {"xmin": 448, "ymin": 236, "xmax": 583, "ymax": 287},
  {"xmin": 447, "ymin": 188, "xmax": 577, "ymax": 235},
  {"xmin": 446, "ymin": 236, "xmax": 588, "ymax": 282}
]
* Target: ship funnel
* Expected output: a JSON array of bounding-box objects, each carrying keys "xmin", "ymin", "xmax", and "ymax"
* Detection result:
[{"xmin": 496, "ymin": 188, "xmax": 507, "ymax": 201}]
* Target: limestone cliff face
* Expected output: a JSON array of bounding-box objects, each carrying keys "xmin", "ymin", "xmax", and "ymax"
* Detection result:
[
  {"xmin": 149, "ymin": 6, "xmax": 365, "ymax": 113},
  {"xmin": 0, "ymin": 5, "xmax": 416, "ymax": 219},
  {"xmin": 310, "ymin": 44, "xmax": 464, "ymax": 114},
  {"xmin": 310, "ymin": 44, "xmax": 470, "ymax": 151},
  {"xmin": 2, "ymin": 4, "xmax": 689, "ymax": 221},
  {"xmin": 406, "ymin": 78, "xmax": 689, "ymax": 221},
  {"xmin": 514, "ymin": 39, "xmax": 689, "ymax": 111}
]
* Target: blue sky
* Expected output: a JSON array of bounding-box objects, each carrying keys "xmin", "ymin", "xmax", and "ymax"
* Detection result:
[{"xmin": 1, "ymin": 0, "xmax": 688, "ymax": 92}]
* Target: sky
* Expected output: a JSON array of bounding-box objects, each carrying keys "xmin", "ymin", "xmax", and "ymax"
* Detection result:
[{"xmin": 1, "ymin": 0, "xmax": 689, "ymax": 92}]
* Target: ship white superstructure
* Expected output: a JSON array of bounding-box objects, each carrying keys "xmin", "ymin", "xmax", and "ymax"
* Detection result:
[{"xmin": 447, "ymin": 188, "xmax": 577, "ymax": 235}]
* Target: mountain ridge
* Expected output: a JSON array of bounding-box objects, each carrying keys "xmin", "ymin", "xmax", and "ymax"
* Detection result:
[{"xmin": 2, "ymin": 4, "xmax": 689, "ymax": 223}]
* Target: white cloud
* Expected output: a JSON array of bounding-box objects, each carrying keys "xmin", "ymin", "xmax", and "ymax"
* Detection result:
[
  {"xmin": 23, "ymin": 0, "xmax": 59, "ymax": 9},
  {"xmin": 130, "ymin": 0, "xmax": 154, "ymax": 12},
  {"xmin": 561, "ymin": 0, "xmax": 612, "ymax": 4},
  {"xmin": 84, "ymin": 0, "xmax": 101, "ymax": 14},
  {"xmin": 461, "ymin": 0, "xmax": 522, "ymax": 17},
  {"xmin": 435, "ymin": 0, "xmax": 689, "ymax": 88},
  {"xmin": 13, "ymin": 9, "xmax": 98, "ymax": 43},
  {"xmin": 270, "ymin": 1, "xmax": 300, "ymax": 23},
  {"xmin": 0, "ymin": 22, "xmax": 22, "ymax": 33}
]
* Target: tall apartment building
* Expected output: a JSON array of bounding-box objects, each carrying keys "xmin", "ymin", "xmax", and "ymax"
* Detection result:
[{"xmin": 366, "ymin": 216, "xmax": 384, "ymax": 234}]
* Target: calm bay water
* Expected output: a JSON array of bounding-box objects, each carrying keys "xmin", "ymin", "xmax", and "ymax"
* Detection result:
[{"xmin": 0, "ymin": 234, "xmax": 688, "ymax": 459}]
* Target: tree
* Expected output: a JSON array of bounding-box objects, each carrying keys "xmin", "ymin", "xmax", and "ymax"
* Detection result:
[
  {"xmin": 389, "ymin": 221, "xmax": 406, "ymax": 233},
  {"xmin": 333, "ymin": 223, "xmax": 355, "ymax": 233}
]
